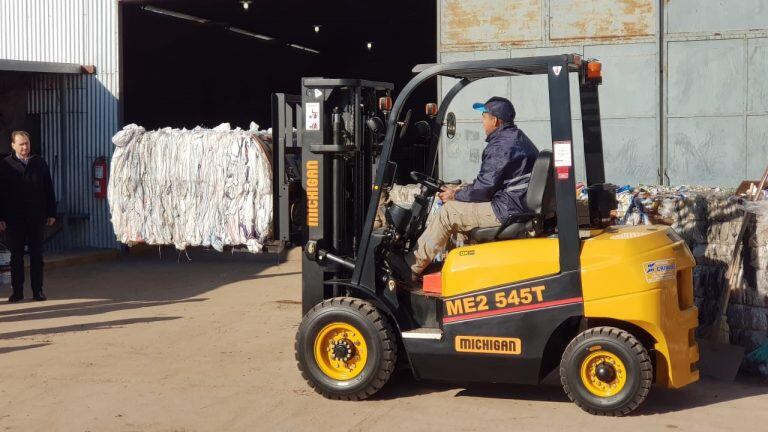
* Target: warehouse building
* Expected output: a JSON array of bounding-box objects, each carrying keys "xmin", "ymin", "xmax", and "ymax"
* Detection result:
[
  {"xmin": 0, "ymin": 0, "xmax": 120, "ymax": 250},
  {"xmin": 437, "ymin": 0, "xmax": 768, "ymax": 187},
  {"xmin": 1, "ymin": 0, "xmax": 766, "ymax": 250}
]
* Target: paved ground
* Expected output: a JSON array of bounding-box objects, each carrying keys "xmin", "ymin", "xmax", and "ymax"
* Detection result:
[{"xmin": 1, "ymin": 251, "xmax": 766, "ymax": 431}]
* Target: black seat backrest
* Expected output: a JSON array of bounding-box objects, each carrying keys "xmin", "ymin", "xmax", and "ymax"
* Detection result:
[{"xmin": 525, "ymin": 150, "xmax": 555, "ymax": 220}]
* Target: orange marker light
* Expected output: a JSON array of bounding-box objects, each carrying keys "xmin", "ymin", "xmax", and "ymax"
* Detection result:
[
  {"xmin": 587, "ymin": 61, "xmax": 602, "ymax": 79},
  {"xmin": 378, "ymin": 96, "xmax": 392, "ymax": 112},
  {"xmin": 425, "ymin": 103, "xmax": 438, "ymax": 117}
]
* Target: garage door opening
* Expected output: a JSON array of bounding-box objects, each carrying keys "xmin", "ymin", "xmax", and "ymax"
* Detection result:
[{"xmin": 120, "ymin": 0, "xmax": 436, "ymax": 179}]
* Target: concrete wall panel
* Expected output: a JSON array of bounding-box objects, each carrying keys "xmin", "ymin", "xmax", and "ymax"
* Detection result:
[
  {"xmin": 668, "ymin": 117, "xmax": 746, "ymax": 186},
  {"xmin": 583, "ymin": 42, "xmax": 657, "ymax": 118},
  {"xmin": 550, "ymin": 0, "xmax": 655, "ymax": 40},
  {"xmin": 440, "ymin": 50, "xmax": 510, "ymax": 121},
  {"xmin": 440, "ymin": 0, "xmax": 542, "ymax": 50},
  {"xmin": 508, "ymin": 46, "xmax": 582, "ymax": 121},
  {"xmin": 748, "ymin": 38, "xmax": 768, "ymax": 115},
  {"xmin": 441, "ymin": 122, "xmax": 487, "ymax": 182},
  {"xmin": 668, "ymin": 39, "xmax": 745, "ymax": 117},
  {"xmin": 667, "ymin": 0, "xmax": 768, "ymax": 34},
  {"xmin": 747, "ymin": 116, "xmax": 768, "ymax": 179},
  {"xmin": 602, "ymin": 118, "xmax": 658, "ymax": 185}
]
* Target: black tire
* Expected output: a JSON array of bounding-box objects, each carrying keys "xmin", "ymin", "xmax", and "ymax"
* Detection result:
[
  {"xmin": 560, "ymin": 326, "xmax": 652, "ymax": 416},
  {"xmin": 295, "ymin": 297, "xmax": 397, "ymax": 400}
]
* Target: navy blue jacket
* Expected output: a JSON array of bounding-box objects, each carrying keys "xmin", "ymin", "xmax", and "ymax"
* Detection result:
[{"xmin": 455, "ymin": 124, "xmax": 538, "ymax": 221}]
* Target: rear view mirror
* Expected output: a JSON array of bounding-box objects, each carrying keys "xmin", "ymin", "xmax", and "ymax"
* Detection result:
[
  {"xmin": 381, "ymin": 161, "xmax": 398, "ymax": 189},
  {"xmin": 446, "ymin": 112, "xmax": 456, "ymax": 139}
]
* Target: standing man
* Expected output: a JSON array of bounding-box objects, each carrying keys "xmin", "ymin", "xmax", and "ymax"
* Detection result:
[{"xmin": 0, "ymin": 131, "xmax": 56, "ymax": 303}]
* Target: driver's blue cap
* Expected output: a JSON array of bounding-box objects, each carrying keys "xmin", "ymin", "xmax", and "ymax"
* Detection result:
[{"xmin": 472, "ymin": 97, "xmax": 515, "ymax": 123}]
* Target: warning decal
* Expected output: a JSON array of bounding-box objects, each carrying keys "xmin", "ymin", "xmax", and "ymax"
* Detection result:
[
  {"xmin": 553, "ymin": 141, "xmax": 572, "ymax": 167},
  {"xmin": 305, "ymin": 102, "xmax": 320, "ymax": 131}
]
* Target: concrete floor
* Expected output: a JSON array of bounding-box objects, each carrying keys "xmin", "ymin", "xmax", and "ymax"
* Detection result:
[{"xmin": 0, "ymin": 252, "xmax": 766, "ymax": 431}]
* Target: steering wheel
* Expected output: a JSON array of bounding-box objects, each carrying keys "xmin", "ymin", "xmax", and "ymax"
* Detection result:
[
  {"xmin": 410, "ymin": 171, "xmax": 444, "ymax": 192},
  {"xmin": 398, "ymin": 109, "xmax": 412, "ymax": 139}
]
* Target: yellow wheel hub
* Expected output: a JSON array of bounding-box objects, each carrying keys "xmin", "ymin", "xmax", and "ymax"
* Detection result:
[
  {"xmin": 313, "ymin": 322, "xmax": 368, "ymax": 381},
  {"xmin": 579, "ymin": 350, "xmax": 627, "ymax": 397}
]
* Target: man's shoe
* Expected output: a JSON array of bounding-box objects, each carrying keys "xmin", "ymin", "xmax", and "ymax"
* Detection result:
[
  {"xmin": 32, "ymin": 292, "xmax": 47, "ymax": 301},
  {"xmin": 8, "ymin": 293, "xmax": 24, "ymax": 303}
]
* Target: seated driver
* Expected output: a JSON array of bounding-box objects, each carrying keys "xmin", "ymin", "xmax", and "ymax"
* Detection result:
[{"xmin": 398, "ymin": 97, "xmax": 539, "ymax": 281}]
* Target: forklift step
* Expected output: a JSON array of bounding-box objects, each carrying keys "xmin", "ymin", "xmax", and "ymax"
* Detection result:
[
  {"xmin": 409, "ymin": 288, "xmax": 441, "ymax": 298},
  {"xmin": 401, "ymin": 328, "xmax": 443, "ymax": 341}
]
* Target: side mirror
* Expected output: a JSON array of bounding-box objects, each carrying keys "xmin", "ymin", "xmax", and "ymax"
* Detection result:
[
  {"xmin": 398, "ymin": 109, "xmax": 412, "ymax": 139},
  {"xmin": 446, "ymin": 112, "xmax": 456, "ymax": 139},
  {"xmin": 381, "ymin": 161, "xmax": 398, "ymax": 189}
]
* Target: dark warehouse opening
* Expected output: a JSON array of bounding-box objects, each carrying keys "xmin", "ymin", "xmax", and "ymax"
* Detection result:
[{"xmin": 119, "ymin": 0, "xmax": 437, "ymax": 180}]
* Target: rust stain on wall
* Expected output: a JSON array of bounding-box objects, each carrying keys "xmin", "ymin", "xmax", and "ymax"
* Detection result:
[
  {"xmin": 549, "ymin": 0, "xmax": 654, "ymax": 40},
  {"xmin": 441, "ymin": 0, "xmax": 542, "ymax": 48}
]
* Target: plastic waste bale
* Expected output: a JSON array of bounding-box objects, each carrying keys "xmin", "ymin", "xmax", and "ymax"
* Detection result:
[{"xmin": 108, "ymin": 123, "xmax": 273, "ymax": 252}]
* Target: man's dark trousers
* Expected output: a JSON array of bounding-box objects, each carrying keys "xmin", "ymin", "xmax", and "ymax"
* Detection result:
[
  {"xmin": 0, "ymin": 153, "xmax": 57, "ymax": 298},
  {"xmin": 6, "ymin": 221, "xmax": 45, "ymax": 297}
]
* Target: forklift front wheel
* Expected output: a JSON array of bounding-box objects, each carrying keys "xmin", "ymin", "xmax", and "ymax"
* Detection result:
[
  {"xmin": 295, "ymin": 297, "xmax": 397, "ymax": 400},
  {"xmin": 560, "ymin": 326, "xmax": 652, "ymax": 416}
]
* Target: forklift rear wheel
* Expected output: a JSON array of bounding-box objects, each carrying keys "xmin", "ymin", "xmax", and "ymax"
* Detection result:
[
  {"xmin": 559, "ymin": 326, "xmax": 652, "ymax": 416},
  {"xmin": 295, "ymin": 297, "xmax": 397, "ymax": 400}
]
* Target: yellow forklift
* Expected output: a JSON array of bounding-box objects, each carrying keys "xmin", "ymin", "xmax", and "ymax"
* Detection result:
[{"xmin": 274, "ymin": 54, "xmax": 699, "ymax": 416}]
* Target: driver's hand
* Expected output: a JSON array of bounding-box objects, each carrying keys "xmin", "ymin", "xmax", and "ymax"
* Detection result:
[{"xmin": 438, "ymin": 187, "xmax": 458, "ymax": 202}]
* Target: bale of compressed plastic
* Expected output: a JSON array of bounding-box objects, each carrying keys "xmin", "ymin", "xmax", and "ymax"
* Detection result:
[{"xmin": 108, "ymin": 123, "xmax": 273, "ymax": 252}]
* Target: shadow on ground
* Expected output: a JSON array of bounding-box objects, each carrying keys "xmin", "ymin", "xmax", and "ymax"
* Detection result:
[
  {"xmin": 375, "ymin": 369, "xmax": 767, "ymax": 415},
  {"xmin": 0, "ymin": 343, "xmax": 51, "ymax": 354},
  {"xmin": 0, "ymin": 299, "xmax": 206, "ymax": 324},
  {"xmin": 0, "ymin": 248, "xmax": 293, "ymax": 350},
  {"xmin": 0, "ymin": 316, "xmax": 182, "ymax": 340},
  {"xmin": 638, "ymin": 377, "xmax": 768, "ymax": 415}
]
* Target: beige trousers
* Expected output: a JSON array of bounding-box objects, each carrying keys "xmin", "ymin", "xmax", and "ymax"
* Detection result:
[{"xmin": 410, "ymin": 201, "xmax": 500, "ymax": 274}]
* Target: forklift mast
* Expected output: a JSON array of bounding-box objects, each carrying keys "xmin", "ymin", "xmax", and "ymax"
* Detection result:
[{"xmin": 272, "ymin": 79, "xmax": 394, "ymax": 308}]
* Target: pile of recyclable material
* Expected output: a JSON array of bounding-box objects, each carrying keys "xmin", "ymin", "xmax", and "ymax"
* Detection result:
[
  {"xmin": 583, "ymin": 182, "xmax": 768, "ymax": 357},
  {"xmin": 108, "ymin": 123, "xmax": 273, "ymax": 252}
]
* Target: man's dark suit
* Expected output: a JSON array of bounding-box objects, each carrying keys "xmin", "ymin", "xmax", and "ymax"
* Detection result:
[{"xmin": 0, "ymin": 154, "xmax": 56, "ymax": 298}]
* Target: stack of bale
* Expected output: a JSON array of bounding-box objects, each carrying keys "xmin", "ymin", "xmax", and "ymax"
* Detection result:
[{"xmin": 658, "ymin": 190, "xmax": 768, "ymax": 353}]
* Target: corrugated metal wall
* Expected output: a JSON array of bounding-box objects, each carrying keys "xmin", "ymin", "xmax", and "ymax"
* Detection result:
[
  {"xmin": 0, "ymin": 0, "xmax": 120, "ymax": 249},
  {"xmin": 437, "ymin": 0, "xmax": 768, "ymax": 187}
]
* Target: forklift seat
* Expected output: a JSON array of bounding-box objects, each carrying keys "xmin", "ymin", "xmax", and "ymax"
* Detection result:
[{"xmin": 468, "ymin": 149, "xmax": 554, "ymax": 243}]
